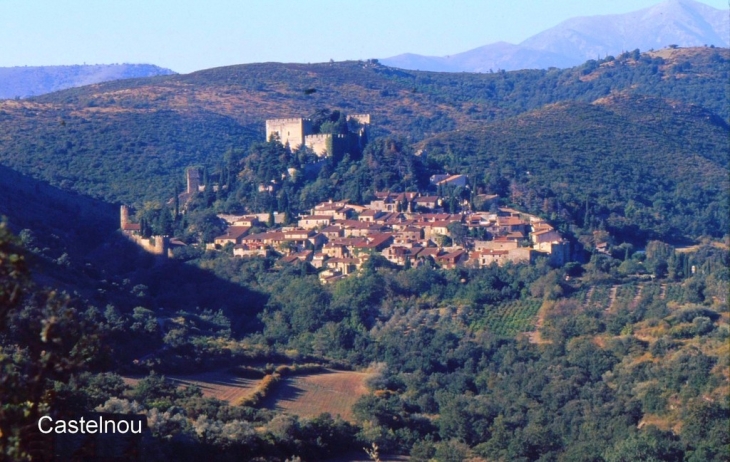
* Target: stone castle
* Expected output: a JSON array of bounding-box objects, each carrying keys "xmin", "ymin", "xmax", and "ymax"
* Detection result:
[{"xmin": 265, "ymin": 114, "xmax": 371, "ymax": 157}]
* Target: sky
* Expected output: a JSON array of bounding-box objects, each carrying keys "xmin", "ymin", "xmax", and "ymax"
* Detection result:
[{"xmin": 0, "ymin": 0, "xmax": 726, "ymax": 73}]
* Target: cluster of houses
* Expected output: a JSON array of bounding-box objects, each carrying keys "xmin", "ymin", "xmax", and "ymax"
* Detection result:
[{"xmin": 211, "ymin": 192, "xmax": 570, "ymax": 284}]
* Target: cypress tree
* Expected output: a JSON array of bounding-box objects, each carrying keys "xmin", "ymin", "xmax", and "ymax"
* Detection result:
[{"xmin": 173, "ymin": 183, "xmax": 180, "ymax": 219}]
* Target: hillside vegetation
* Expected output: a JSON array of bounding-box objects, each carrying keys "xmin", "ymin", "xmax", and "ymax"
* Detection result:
[
  {"xmin": 0, "ymin": 47, "xmax": 725, "ymax": 207},
  {"xmin": 420, "ymin": 93, "xmax": 729, "ymax": 243},
  {"xmin": 3, "ymin": 213, "xmax": 727, "ymax": 460},
  {"xmin": 0, "ymin": 46, "xmax": 728, "ymax": 461}
]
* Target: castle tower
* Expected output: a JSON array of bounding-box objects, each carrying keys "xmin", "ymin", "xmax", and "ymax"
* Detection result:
[
  {"xmin": 120, "ymin": 205, "xmax": 130, "ymax": 229},
  {"xmin": 187, "ymin": 167, "xmax": 201, "ymax": 194},
  {"xmin": 265, "ymin": 118, "xmax": 313, "ymax": 149}
]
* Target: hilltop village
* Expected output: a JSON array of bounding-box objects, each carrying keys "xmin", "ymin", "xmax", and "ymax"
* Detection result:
[
  {"xmin": 121, "ymin": 114, "xmax": 570, "ymax": 281},
  {"xmin": 209, "ymin": 195, "xmax": 569, "ymax": 283}
]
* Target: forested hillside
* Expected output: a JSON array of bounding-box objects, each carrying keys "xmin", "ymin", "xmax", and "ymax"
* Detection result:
[
  {"xmin": 420, "ymin": 93, "xmax": 729, "ymax": 243},
  {"xmin": 0, "ymin": 47, "xmax": 726, "ymax": 207},
  {"xmin": 2, "ymin": 217, "xmax": 727, "ymax": 460}
]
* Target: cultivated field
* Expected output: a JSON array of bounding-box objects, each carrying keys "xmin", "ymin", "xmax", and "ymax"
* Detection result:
[
  {"xmin": 261, "ymin": 369, "xmax": 373, "ymax": 422},
  {"xmin": 478, "ymin": 299, "xmax": 542, "ymax": 337},
  {"xmin": 123, "ymin": 370, "xmax": 260, "ymax": 403}
]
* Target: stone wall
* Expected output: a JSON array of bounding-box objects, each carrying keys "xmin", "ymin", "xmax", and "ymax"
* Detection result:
[
  {"xmin": 125, "ymin": 234, "xmax": 171, "ymax": 256},
  {"xmin": 304, "ymin": 133, "xmax": 350, "ymax": 158},
  {"xmin": 304, "ymin": 134, "xmax": 332, "ymax": 157},
  {"xmin": 120, "ymin": 205, "xmax": 171, "ymax": 257}
]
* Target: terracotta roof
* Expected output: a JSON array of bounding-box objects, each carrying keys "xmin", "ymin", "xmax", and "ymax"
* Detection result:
[
  {"xmin": 214, "ymin": 226, "xmax": 251, "ymax": 240},
  {"xmin": 416, "ymin": 248, "xmax": 441, "ymax": 258},
  {"xmin": 284, "ymin": 229, "xmax": 314, "ymax": 238},
  {"xmin": 424, "ymin": 220, "xmax": 453, "ymax": 227},
  {"xmin": 353, "ymin": 233, "xmax": 393, "ymax": 248},
  {"xmin": 279, "ymin": 254, "xmax": 300, "ymax": 263},
  {"xmin": 497, "ymin": 216, "xmax": 526, "ymax": 226},
  {"xmin": 436, "ymin": 174, "xmax": 466, "ymax": 185},
  {"xmin": 315, "ymin": 204, "xmax": 346, "ymax": 212},
  {"xmin": 328, "ymin": 237, "xmax": 368, "ymax": 246},
  {"xmin": 327, "ymin": 257, "xmax": 360, "ymax": 264},
  {"xmin": 300, "ymin": 215, "xmax": 333, "ymax": 221},
  {"xmin": 335, "ymin": 219, "xmax": 367, "ymax": 227},
  {"xmin": 242, "ymin": 231, "xmax": 285, "ymax": 242},
  {"xmin": 419, "ymin": 213, "xmax": 453, "ymax": 221},
  {"xmin": 367, "ymin": 233, "xmax": 394, "ymax": 247},
  {"xmin": 533, "ymin": 228, "xmax": 558, "ymax": 235},
  {"xmin": 401, "ymin": 226, "xmax": 422, "ymax": 233},
  {"xmin": 437, "ymin": 249, "xmax": 466, "ymax": 260}
]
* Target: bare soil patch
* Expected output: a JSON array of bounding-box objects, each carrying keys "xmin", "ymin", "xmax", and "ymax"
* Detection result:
[
  {"xmin": 123, "ymin": 370, "xmax": 260, "ymax": 403},
  {"xmin": 261, "ymin": 369, "xmax": 373, "ymax": 421}
]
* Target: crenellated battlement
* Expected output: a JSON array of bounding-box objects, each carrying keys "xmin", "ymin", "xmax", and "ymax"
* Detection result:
[
  {"xmin": 305, "ymin": 133, "xmax": 346, "ymax": 141},
  {"xmin": 266, "ymin": 117, "xmax": 311, "ymax": 124}
]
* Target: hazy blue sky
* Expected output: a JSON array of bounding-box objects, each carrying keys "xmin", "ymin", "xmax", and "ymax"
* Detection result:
[{"xmin": 1, "ymin": 0, "xmax": 726, "ymax": 73}]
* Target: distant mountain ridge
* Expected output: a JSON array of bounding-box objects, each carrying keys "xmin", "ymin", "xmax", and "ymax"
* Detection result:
[
  {"xmin": 0, "ymin": 64, "xmax": 176, "ymax": 99},
  {"xmin": 382, "ymin": 0, "xmax": 729, "ymax": 72}
]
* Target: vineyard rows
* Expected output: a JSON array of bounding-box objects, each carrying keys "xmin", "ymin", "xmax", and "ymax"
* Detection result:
[{"xmin": 476, "ymin": 299, "xmax": 542, "ymax": 336}]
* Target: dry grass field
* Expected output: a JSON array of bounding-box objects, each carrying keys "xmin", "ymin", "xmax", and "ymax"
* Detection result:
[
  {"xmin": 123, "ymin": 370, "xmax": 260, "ymax": 403},
  {"xmin": 261, "ymin": 369, "xmax": 374, "ymax": 422},
  {"xmin": 123, "ymin": 368, "xmax": 373, "ymax": 420}
]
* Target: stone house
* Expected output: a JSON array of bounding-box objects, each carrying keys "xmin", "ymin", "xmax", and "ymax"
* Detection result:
[
  {"xmin": 233, "ymin": 243, "xmax": 272, "ymax": 258},
  {"xmin": 474, "ymin": 239, "xmax": 519, "ymax": 251},
  {"xmin": 320, "ymin": 225, "xmax": 343, "ymax": 239},
  {"xmin": 531, "ymin": 228, "xmax": 563, "ymax": 245},
  {"xmin": 359, "ymin": 210, "xmax": 385, "ymax": 222},
  {"xmin": 436, "ymin": 250, "xmax": 468, "ymax": 269},
  {"xmin": 298, "ymin": 215, "xmax": 333, "ymax": 229},
  {"xmin": 213, "ymin": 226, "xmax": 251, "ymax": 247},
  {"xmin": 414, "ymin": 196, "xmax": 440, "ymax": 211},
  {"xmin": 435, "ymin": 174, "xmax": 468, "ymax": 188}
]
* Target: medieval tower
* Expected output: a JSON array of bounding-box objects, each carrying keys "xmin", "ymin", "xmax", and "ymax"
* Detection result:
[
  {"xmin": 265, "ymin": 118, "xmax": 313, "ymax": 149},
  {"xmin": 186, "ymin": 167, "xmax": 202, "ymax": 194}
]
